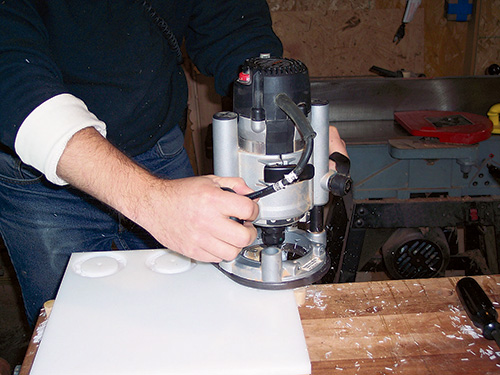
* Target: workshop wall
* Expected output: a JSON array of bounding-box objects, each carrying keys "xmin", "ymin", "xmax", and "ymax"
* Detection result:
[
  {"xmin": 267, "ymin": 0, "xmax": 500, "ymax": 78},
  {"xmin": 268, "ymin": 0, "xmax": 425, "ymax": 77}
]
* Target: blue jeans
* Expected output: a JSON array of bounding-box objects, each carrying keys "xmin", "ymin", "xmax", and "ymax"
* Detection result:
[{"xmin": 0, "ymin": 126, "xmax": 194, "ymax": 325}]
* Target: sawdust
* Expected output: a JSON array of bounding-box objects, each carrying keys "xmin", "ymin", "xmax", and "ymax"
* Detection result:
[
  {"xmin": 32, "ymin": 312, "xmax": 48, "ymax": 345},
  {"xmin": 305, "ymin": 289, "xmax": 328, "ymax": 311},
  {"xmin": 446, "ymin": 303, "xmax": 500, "ymax": 360}
]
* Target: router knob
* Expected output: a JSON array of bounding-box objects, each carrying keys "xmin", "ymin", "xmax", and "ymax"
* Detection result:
[{"xmin": 327, "ymin": 152, "xmax": 352, "ymax": 196}]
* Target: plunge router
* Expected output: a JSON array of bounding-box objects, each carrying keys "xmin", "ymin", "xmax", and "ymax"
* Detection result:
[{"xmin": 213, "ymin": 55, "xmax": 351, "ymax": 289}]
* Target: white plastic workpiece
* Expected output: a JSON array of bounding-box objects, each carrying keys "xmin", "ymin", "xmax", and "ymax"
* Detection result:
[
  {"xmin": 72, "ymin": 253, "xmax": 127, "ymax": 278},
  {"xmin": 31, "ymin": 249, "xmax": 311, "ymax": 375},
  {"xmin": 145, "ymin": 249, "xmax": 194, "ymax": 274}
]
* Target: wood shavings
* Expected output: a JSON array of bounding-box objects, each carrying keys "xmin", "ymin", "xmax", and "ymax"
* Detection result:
[
  {"xmin": 365, "ymin": 306, "xmax": 381, "ymax": 313},
  {"xmin": 32, "ymin": 318, "xmax": 47, "ymax": 344},
  {"xmin": 444, "ymin": 333, "xmax": 464, "ymax": 340},
  {"xmin": 479, "ymin": 347, "xmax": 498, "ymax": 360},
  {"xmin": 459, "ymin": 324, "xmax": 481, "ymax": 339},
  {"xmin": 305, "ymin": 289, "xmax": 328, "ymax": 311}
]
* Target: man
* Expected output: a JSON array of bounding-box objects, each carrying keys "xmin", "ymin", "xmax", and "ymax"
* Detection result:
[{"xmin": 0, "ymin": 0, "xmax": 347, "ymax": 326}]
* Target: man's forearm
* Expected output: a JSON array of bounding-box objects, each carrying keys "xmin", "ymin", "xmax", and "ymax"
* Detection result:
[{"xmin": 56, "ymin": 126, "xmax": 155, "ymax": 224}]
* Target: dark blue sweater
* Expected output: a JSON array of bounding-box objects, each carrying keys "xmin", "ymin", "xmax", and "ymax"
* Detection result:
[{"xmin": 0, "ymin": 0, "xmax": 282, "ymax": 156}]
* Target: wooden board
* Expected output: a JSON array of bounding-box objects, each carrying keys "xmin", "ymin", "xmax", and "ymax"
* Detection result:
[{"xmin": 299, "ymin": 275, "xmax": 500, "ymax": 374}]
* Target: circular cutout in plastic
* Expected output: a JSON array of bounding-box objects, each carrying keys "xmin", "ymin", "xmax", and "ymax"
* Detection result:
[
  {"xmin": 146, "ymin": 249, "xmax": 195, "ymax": 274},
  {"xmin": 73, "ymin": 254, "xmax": 126, "ymax": 278}
]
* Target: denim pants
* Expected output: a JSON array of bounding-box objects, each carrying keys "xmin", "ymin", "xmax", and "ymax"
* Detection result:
[{"xmin": 0, "ymin": 126, "xmax": 194, "ymax": 325}]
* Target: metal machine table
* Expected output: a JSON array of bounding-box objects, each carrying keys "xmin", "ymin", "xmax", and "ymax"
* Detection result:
[{"xmin": 311, "ymin": 76, "xmax": 500, "ymax": 282}]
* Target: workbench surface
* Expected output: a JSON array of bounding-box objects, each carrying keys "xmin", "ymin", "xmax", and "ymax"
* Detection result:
[
  {"xmin": 300, "ymin": 275, "xmax": 500, "ymax": 374},
  {"xmin": 22, "ymin": 275, "xmax": 500, "ymax": 375}
]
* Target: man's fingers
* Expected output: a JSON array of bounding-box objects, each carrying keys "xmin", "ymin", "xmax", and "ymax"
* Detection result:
[{"xmin": 190, "ymin": 234, "xmax": 244, "ymax": 262}]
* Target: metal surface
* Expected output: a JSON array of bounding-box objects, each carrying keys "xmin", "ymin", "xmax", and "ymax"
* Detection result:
[
  {"xmin": 311, "ymin": 76, "xmax": 500, "ymax": 122},
  {"xmin": 344, "ymin": 135, "xmax": 499, "ymax": 200},
  {"xmin": 321, "ymin": 76, "xmax": 500, "ymax": 142},
  {"xmin": 216, "ymin": 227, "xmax": 331, "ymax": 290},
  {"xmin": 331, "ymin": 119, "xmax": 409, "ymax": 144}
]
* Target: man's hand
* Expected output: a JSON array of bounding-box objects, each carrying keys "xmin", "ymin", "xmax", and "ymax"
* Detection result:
[
  {"xmin": 135, "ymin": 175, "xmax": 259, "ymax": 262},
  {"xmin": 329, "ymin": 125, "xmax": 348, "ymax": 170},
  {"xmin": 57, "ymin": 127, "xmax": 258, "ymax": 262}
]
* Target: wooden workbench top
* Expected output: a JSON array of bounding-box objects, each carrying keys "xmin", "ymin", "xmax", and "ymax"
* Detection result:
[
  {"xmin": 22, "ymin": 275, "xmax": 500, "ymax": 374},
  {"xmin": 299, "ymin": 275, "xmax": 500, "ymax": 374}
]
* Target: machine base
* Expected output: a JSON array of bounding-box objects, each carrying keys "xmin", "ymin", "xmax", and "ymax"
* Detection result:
[
  {"xmin": 214, "ymin": 254, "xmax": 330, "ymax": 290},
  {"xmin": 215, "ymin": 228, "xmax": 331, "ymax": 290}
]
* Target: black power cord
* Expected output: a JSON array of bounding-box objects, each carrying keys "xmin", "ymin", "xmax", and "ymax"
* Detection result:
[
  {"xmin": 245, "ymin": 93, "xmax": 316, "ymax": 200},
  {"xmin": 136, "ymin": 0, "xmax": 183, "ymax": 65}
]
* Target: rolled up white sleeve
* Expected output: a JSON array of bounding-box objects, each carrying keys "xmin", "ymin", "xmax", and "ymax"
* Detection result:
[{"xmin": 14, "ymin": 93, "xmax": 107, "ymax": 186}]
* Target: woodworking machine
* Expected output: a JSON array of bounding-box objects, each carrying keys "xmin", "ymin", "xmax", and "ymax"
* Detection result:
[
  {"xmin": 212, "ymin": 55, "xmax": 351, "ymax": 289},
  {"xmin": 312, "ymin": 76, "xmax": 500, "ymax": 282}
]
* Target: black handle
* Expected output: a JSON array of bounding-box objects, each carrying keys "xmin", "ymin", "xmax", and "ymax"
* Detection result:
[
  {"xmin": 369, "ymin": 65, "xmax": 403, "ymax": 78},
  {"xmin": 328, "ymin": 152, "xmax": 352, "ymax": 196},
  {"xmin": 393, "ymin": 23, "xmax": 406, "ymax": 45},
  {"xmin": 456, "ymin": 277, "xmax": 500, "ymax": 340}
]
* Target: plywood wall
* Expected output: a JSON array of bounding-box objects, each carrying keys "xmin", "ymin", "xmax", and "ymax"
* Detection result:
[
  {"xmin": 269, "ymin": 0, "xmax": 424, "ymax": 77},
  {"xmin": 423, "ymin": 0, "xmax": 500, "ymax": 76},
  {"xmin": 268, "ymin": 0, "xmax": 500, "ymax": 78},
  {"xmin": 475, "ymin": 0, "xmax": 500, "ymax": 75}
]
